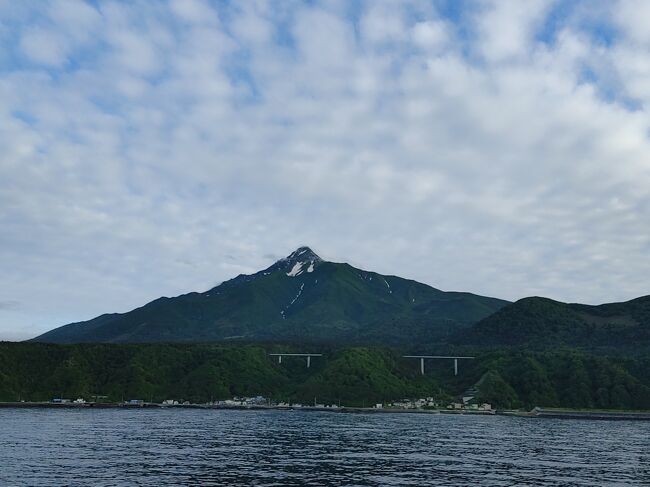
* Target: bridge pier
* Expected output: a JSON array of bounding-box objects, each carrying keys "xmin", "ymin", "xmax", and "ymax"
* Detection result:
[
  {"xmin": 269, "ymin": 353, "xmax": 322, "ymax": 369},
  {"xmin": 403, "ymin": 355, "xmax": 475, "ymax": 377}
]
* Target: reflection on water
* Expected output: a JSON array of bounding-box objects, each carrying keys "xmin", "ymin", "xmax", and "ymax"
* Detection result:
[{"xmin": 2, "ymin": 409, "xmax": 649, "ymax": 486}]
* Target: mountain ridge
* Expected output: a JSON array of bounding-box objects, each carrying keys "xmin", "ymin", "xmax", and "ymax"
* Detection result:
[{"xmin": 31, "ymin": 246, "xmax": 509, "ymax": 346}]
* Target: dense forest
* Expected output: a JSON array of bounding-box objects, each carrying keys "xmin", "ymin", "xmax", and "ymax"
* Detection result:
[
  {"xmin": 0, "ymin": 342, "xmax": 435, "ymax": 406},
  {"xmin": 464, "ymin": 350, "xmax": 650, "ymax": 410},
  {"xmin": 455, "ymin": 296, "xmax": 650, "ymax": 351},
  {"xmin": 2, "ymin": 342, "xmax": 650, "ymax": 410}
]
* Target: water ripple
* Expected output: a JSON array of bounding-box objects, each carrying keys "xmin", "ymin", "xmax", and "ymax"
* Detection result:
[{"xmin": 1, "ymin": 409, "xmax": 649, "ymax": 486}]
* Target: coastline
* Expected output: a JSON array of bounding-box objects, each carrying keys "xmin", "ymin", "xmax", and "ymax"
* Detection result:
[
  {"xmin": 0, "ymin": 401, "xmax": 494, "ymax": 415},
  {"xmin": 4, "ymin": 402, "xmax": 650, "ymax": 420}
]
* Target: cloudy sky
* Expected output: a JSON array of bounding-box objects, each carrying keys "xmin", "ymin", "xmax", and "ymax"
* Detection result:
[{"xmin": 1, "ymin": 0, "xmax": 650, "ymax": 340}]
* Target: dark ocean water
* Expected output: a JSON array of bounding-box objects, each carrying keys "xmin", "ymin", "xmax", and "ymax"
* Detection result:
[{"xmin": 1, "ymin": 408, "xmax": 649, "ymax": 486}]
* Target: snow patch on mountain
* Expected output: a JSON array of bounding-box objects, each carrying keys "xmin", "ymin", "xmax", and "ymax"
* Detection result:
[
  {"xmin": 383, "ymin": 278, "xmax": 392, "ymax": 294},
  {"xmin": 280, "ymin": 283, "xmax": 306, "ymax": 318},
  {"xmin": 287, "ymin": 262, "xmax": 304, "ymax": 277},
  {"xmin": 289, "ymin": 283, "xmax": 305, "ymax": 306}
]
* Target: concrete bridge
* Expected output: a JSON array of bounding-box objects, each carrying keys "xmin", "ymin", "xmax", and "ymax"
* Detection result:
[
  {"xmin": 269, "ymin": 353, "xmax": 323, "ymax": 368},
  {"xmin": 403, "ymin": 355, "xmax": 475, "ymax": 376},
  {"xmin": 268, "ymin": 352, "xmax": 473, "ymax": 374}
]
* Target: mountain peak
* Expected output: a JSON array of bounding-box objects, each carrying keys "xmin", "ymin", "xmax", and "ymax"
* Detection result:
[
  {"xmin": 284, "ymin": 246, "xmax": 322, "ymax": 263},
  {"xmin": 277, "ymin": 246, "xmax": 323, "ymax": 278}
]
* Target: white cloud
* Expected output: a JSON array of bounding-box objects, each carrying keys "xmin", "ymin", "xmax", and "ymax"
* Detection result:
[
  {"xmin": 1, "ymin": 0, "xmax": 650, "ymax": 340},
  {"xmin": 169, "ymin": 0, "xmax": 220, "ymax": 25},
  {"xmin": 230, "ymin": 3, "xmax": 273, "ymax": 46},
  {"xmin": 474, "ymin": 0, "xmax": 554, "ymax": 62},
  {"xmin": 20, "ymin": 27, "xmax": 69, "ymax": 66},
  {"xmin": 412, "ymin": 20, "xmax": 449, "ymax": 51},
  {"xmin": 106, "ymin": 29, "xmax": 163, "ymax": 76},
  {"xmin": 615, "ymin": 0, "xmax": 650, "ymax": 45},
  {"xmin": 360, "ymin": 3, "xmax": 407, "ymax": 45},
  {"xmin": 47, "ymin": 0, "xmax": 101, "ymax": 41}
]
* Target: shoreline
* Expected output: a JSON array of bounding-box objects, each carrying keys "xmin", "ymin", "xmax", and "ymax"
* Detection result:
[
  {"xmin": 3, "ymin": 402, "xmax": 650, "ymax": 420},
  {"xmin": 0, "ymin": 401, "xmax": 494, "ymax": 415},
  {"xmin": 5, "ymin": 402, "xmax": 650, "ymax": 421}
]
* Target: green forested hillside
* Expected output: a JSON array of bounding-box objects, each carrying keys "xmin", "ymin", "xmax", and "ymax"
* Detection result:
[
  {"xmin": 455, "ymin": 350, "xmax": 650, "ymax": 409},
  {"xmin": 0, "ymin": 342, "xmax": 440, "ymax": 405},
  {"xmin": 32, "ymin": 247, "xmax": 508, "ymax": 347},
  {"xmin": 2, "ymin": 342, "xmax": 650, "ymax": 411},
  {"xmin": 455, "ymin": 296, "xmax": 650, "ymax": 350}
]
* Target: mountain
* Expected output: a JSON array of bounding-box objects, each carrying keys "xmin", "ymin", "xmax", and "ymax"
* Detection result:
[
  {"xmin": 455, "ymin": 295, "xmax": 650, "ymax": 350},
  {"xmin": 32, "ymin": 247, "xmax": 509, "ymax": 346}
]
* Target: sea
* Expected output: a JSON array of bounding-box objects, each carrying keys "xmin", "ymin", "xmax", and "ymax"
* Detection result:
[{"xmin": 1, "ymin": 408, "xmax": 649, "ymax": 486}]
